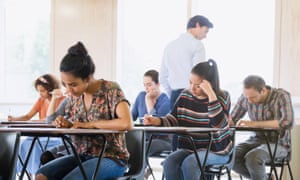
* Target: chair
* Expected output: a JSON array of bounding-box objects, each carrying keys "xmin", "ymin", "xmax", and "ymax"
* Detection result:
[
  {"xmin": 115, "ymin": 129, "xmax": 145, "ymax": 180},
  {"xmin": 147, "ymin": 149, "xmax": 172, "ymax": 180},
  {"xmin": 265, "ymin": 151, "xmax": 293, "ymax": 180},
  {"xmin": 0, "ymin": 131, "xmax": 21, "ymax": 180},
  {"xmin": 146, "ymin": 135, "xmax": 172, "ymax": 180},
  {"xmin": 240, "ymin": 153, "xmax": 293, "ymax": 180},
  {"xmin": 204, "ymin": 129, "xmax": 236, "ymax": 180}
]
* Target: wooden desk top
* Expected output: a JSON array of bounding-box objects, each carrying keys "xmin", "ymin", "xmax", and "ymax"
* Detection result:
[{"xmin": 0, "ymin": 120, "xmax": 45, "ymax": 124}]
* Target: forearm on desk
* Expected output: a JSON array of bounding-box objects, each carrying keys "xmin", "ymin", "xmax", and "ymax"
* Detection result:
[{"xmin": 239, "ymin": 119, "xmax": 279, "ymax": 128}]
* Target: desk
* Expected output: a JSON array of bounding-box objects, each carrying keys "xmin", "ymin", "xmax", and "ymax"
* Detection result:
[
  {"xmin": 0, "ymin": 127, "xmax": 123, "ymax": 180},
  {"xmin": 134, "ymin": 126, "xmax": 221, "ymax": 180},
  {"xmin": 0, "ymin": 120, "xmax": 47, "ymax": 124},
  {"xmin": 0, "ymin": 122, "xmax": 58, "ymax": 177},
  {"xmin": 234, "ymin": 126, "xmax": 280, "ymax": 180}
]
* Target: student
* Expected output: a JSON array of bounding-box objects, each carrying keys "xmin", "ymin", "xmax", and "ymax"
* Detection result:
[
  {"xmin": 131, "ymin": 69, "xmax": 172, "ymax": 179},
  {"xmin": 144, "ymin": 59, "xmax": 232, "ymax": 180},
  {"xmin": 230, "ymin": 75, "xmax": 294, "ymax": 179},
  {"xmin": 36, "ymin": 41, "xmax": 133, "ymax": 180},
  {"xmin": 8, "ymin": 74, "xmax": 65, "ymax": 175},
  {"xmin": 8, "ymin": 74, "xmax": 65, "ymax": 121},
  {"xmin": 131, "ymin": 69, "xmax": 172, "ymax": 155}
]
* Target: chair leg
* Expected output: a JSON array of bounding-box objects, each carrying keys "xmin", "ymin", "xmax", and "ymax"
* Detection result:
[
  {"xmin": 287, "ymin": 162, "xmax": 293, "ymax": 180},
  {"xmin": 226, "ymin": 168, "xmax": 232, "ymax": 180},
  {"xmin": 279, "ymin": 163, "xmax": 284, "ymax": 180},
  {"xmin": 161, "ymin": 172, "xmax": 165, "ymax": 180}
]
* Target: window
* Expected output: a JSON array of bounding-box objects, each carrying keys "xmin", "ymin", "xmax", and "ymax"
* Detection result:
[
  {"xmin": 0, "ymin": 0, "xmax": 51, "ymax": 104},
  {"xmin": 117, "ymin": 0, "xmax": 187, "ymax": 103},
  {"xmin": 117, "ymin": 1, "xmax": 275, "ymax": 104},
  {"xmin": 192, "ymin": 0, "xmax": 275, "ymax": 102}
]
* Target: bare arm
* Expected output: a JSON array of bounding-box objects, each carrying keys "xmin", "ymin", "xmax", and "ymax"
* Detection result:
[
  {"xmin": 47, "ymin": 89, "xmax": 64, "ymax": 116},
  {"xmin": 72, "ymin": 101, "xmax": 133, "ymax": 131},
  {"xmin": 8, "ymin": 107, "xmax": 38, "ymax": 121},
  {"xmin": 145, "ymin": 97, "xmax": 155, "ymax": 114},
  {"xmin": 237, "ymin": 119, "xmax": 279, "ymax": 128}
]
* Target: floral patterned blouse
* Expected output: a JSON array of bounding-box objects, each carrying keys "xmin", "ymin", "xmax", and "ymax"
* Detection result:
[{"xmin": 64, "ymin": 79, "xmax": 129, "ymax": 163}]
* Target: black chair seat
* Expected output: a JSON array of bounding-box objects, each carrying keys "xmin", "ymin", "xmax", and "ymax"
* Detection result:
[
  {"xmin": 0, "ymin": 131, "xmax": 21, "ymax": 180},
  {"xmin": 204, "ymin": 129, "xmax": 236, "ymax": 180},
  {"xmin": 115, "ymin": 129, "xmax": 145, "ymax": 180}
]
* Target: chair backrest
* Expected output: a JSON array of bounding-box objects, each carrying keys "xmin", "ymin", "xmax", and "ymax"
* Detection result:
[
  {"xmin": 0, "ymin": 131, "xmax": 21, "ymax": 180},
  {"xmin": 226, "ymin": 129, "xmax": 236, "ymax": 169},
  {"xmin": 122, "ymin": 129, "xmax": 145, "ymax": 179},
  {"xmin": 205, "ymin": 128, "xmax": 236, "ymax": 172}
]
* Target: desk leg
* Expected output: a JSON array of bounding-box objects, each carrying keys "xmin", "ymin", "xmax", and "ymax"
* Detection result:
[
  {"xmin": 20, "ymin": 137, "xmax": 38, "ymax": 180},
  {"xmin": 145, "ymin": 135, "xmax": 156, "ymax": 180},
  {"xmin": 18, "ymin": 155, "xmax": 31, "ymax": 179},
  {"xmin": 63, "ymin": 136, "xmax": 88, "ymax": 180},
  {"xmin": 263, "ymin": 132, "xmax": 279, "ymax": 180},
  {"xmin": 92, "ymin": 135, "xmax": 107, "ymax": 180},
  {"xmin": 62, "ymin": 137, "xmax": 71, "ymax": 154},
  {"xmin": 184, "ymin": 134, "xmax": 212, "ymax": 180},
  {"xmin": 62, "ymin": 135, "xmax": 107, "ymax": 180}
]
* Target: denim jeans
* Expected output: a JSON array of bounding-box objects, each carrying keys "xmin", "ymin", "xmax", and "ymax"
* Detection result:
[
  {"xmin": 36, "ymin": 154, "xmax": 126, "ymax": 180},
  {"xmin": 163, "ymin": 149, "xmax": 229, "ymax": 180},
  {"xmin": 17, "ymin": 137, "xmax": 62, "ymax": 174},
  {"xmin": 233, "ymin": 137, "xmax": 288, "ymax": 180}
]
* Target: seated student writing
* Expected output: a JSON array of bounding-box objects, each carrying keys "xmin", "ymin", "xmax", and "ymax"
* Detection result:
[
  {"xmin": 131, "ymin": 69, "xmax": 172, "ymax": 179},
  {"xmin": 8, "ymin": 74, "xmax": 65, "ymax": 175},
  {"xmin": 36, "ymin": 41, "xmax": 133, "ymax": 180},
  {"xmin": 131, "ymin": 69, "xmax": 172, "ymax": 155},
  {"xmin": 144, "ymin": 59, "xmax": 232, "ymax": 180},
  {"xmin": 230, "ymin": 75, "xmax": 294, "ymax": 180},
  {"xmin": 8, "ymin": 74, "xmax": 65, "ymax": 122}
]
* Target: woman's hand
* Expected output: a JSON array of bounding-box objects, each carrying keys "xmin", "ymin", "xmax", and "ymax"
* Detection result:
[
  {"xmin": 236, "ymin": 120, "xmax": 252, "ymax": 127},
  {"xmin": 50, "ymin": 89, "xmax": 65, "ymax": 99},
  {"xmin": 7, "ymin": 115, "xmax": 13, "ymax": 121},
  {"xmin": 53, "ymin": 115, "xmax": 73, "ymax": 128},
  {"xmin": 143, "ymin": 114, "xmax": 161, "ymax": 126},
  {"xmin": 200, "ymin": 80, "xmax": 217, "ymax": 101}
]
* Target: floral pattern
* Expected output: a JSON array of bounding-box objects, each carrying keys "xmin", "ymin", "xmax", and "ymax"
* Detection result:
[{"xmin": 65, "ymin": 79, "xmax": 129, "ymax": 162}]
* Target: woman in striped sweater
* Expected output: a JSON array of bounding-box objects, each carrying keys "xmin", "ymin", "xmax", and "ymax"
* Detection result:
[{"xmin": 144, "ymin": 59, "xmax": 232, "ymax": 180}]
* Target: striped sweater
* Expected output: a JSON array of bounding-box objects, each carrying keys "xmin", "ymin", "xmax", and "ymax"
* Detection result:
[{"xmin": 161, "ymin": 89, "xmax": 232, "ymax": 154}]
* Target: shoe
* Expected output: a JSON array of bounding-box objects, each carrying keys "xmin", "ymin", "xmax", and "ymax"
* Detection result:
[{"xmin": 144, "ymin": 167, "xmax": 151, "ymax": 180}]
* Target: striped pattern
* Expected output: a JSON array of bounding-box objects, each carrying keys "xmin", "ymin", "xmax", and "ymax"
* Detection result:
[{"xmin": 161, "ymin": 89, "xmax": 232, "ymax": 154}]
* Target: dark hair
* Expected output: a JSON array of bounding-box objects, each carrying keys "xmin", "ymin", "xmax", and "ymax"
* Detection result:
[
  {"xmin": 187, "ymin": 15, "xmax": 213, "ymax": 29},
  {"xmin": 34, "ymin": 74, "xmax": 60, "ymax": 93},
  {"xmin": 60, "ymin": 41, "xmax": 95, "ymax": 79},
  {"xmin": 144, "ymin": 70, "xmax": 159, "ymax": 84},
  {"xmin": 243, "ymin": 75, "xmax": 266, "ymax": 92},
  {"xmin": 191, "ymin": 59, "xmax": 221, "ymax": 95}
]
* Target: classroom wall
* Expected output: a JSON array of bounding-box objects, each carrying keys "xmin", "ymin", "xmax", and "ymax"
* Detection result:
[
  {"xmin": 51, "ymin": 0, "xmax": 117, "ymax": 80},
  {"xmin": 274, "ymin": 1, "xmax": 300, "ymax": 178},
  {"xmin": 274, "ymin": 0, "xmax": 300, "ymax": 97},
  {"xmin": 290, "ymin": 123, "xmax": 300, "ymax": 180}
]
